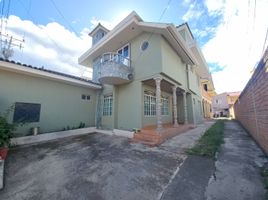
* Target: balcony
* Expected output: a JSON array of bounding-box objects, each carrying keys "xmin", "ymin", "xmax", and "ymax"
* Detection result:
[{"xmin": 97, "ymin": 53, "xmax": 133, "ymax": 85}]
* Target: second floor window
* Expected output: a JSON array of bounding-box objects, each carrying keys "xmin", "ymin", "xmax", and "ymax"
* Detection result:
[{"xmin": 118, "ymin": 45, "xmax": 129, "ymax": 58}]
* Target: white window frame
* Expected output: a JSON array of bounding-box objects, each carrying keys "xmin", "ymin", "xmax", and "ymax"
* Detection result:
[
  {"xmin": 161, "ymin": 96, "xmax": 169, "ymax": 115},
  {"xmin": 103, "ymin": 95, "xmax": 113, "ymax": 116},
  {"xmin": 117, "ymin": 44, "xmax": 130, "ymax": 66},
  {"xmin": 144, "ymin": 93, "xmax": 156, "ymax": 116},
  {"xmin": 144, "ymin": 91, "xmax": 170, "ymax": 116}
]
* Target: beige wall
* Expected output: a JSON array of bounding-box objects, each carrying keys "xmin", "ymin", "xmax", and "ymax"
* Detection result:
[{"xmin": 0, "ymin": 70, "xmax": 98, "ymax": 136}]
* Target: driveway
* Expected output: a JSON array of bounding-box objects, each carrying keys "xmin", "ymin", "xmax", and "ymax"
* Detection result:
[{"xmin": 0, "ymin": 122, "xmax": 213, "ymax": 200}]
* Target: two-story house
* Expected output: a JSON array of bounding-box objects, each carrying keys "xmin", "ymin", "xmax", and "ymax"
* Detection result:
[
  {"xmin": 79, "ymin": 11, "xmax": 214, "ymax": 144},
  {"xmin": 212, "ymin": 92, "xmax": 240, "ymax": 118}
]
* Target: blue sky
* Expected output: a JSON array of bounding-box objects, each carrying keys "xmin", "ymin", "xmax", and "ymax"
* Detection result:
[{"xmin": 2, "ymin": 0, "xmax": 268, "ymax": 93}]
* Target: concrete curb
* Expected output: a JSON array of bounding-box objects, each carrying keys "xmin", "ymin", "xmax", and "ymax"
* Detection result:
[
  {"xmin": 0, "ymin": 160, "xmax": 4, "ymax": 190},
  {"xmin": 11, "ymin": 127, "xmax": 134, "ymax": 146},
  {"xmin": 11, "ymin": 127, "xmax": 98, "ymax": 146}
]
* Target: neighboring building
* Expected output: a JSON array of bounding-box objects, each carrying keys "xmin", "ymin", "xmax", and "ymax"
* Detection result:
[
  {"xmin": 234, "ymin": 48, "xmax": 268, "ymax": 154},
  {"xmin": 79, "ymin": 11, "xmax": 214, "ymax": 134},
  {"xmin": 212, "ymin": 92, "xmax": 240, "ymax": 118},
  {"xmin": 0, "ymin": 59, "xmax": 101, "ymax": 136}
]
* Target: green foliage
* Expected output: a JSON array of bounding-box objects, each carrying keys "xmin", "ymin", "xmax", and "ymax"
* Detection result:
[
  {"xmin": 260, "ymin": 166, "xmax": 268, "ymax": 199},
  {"xmin": 0, "ymin": 106, "xmax": 17, "ymax": 147},
  {"xmin": 63, "ymin": 122, "xmax": 85, "ymax": 131},
  {"xmin": 186, "ymin": 120, "xmax": 225, "ymax": 158},
  {"xmin": 78, "ymin": 122, "xmax": 85, "ymax": 129}
]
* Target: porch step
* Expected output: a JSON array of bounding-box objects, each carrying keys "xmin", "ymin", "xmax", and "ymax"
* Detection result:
[{"xmin": 132, "ymin": 124, "xmax": 194, "ymax": 146}]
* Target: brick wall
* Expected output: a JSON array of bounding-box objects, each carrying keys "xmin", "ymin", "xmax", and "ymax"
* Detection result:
[{"xmin": 234, "ymin": 48, "xmax": 268, "ymax": 153}]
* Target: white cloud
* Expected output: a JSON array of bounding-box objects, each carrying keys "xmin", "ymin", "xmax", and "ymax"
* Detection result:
[
  {"xmin": 205, "ymin": 0, "xmax": 225, "ymax": 14},
  {"xmin": 1, "ymin": 12, "xmax": 131, "ymax": 79},
  {"xmin": 90, "ymin": 10, "xmax": 131, "ymax": 30},
  {"xmin": 4, "ymin": 15, "xmax": 92, "ymax": 77},
  {"xmin": 203, "ymin": 0, "xmax": 268, "ymax": 93},
  {"xmin": 182, "ymin": 3, "xmax": 204, "ymax": 21}
]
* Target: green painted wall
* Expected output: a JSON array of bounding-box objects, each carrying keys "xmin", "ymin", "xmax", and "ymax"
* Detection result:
[
  {"xmin": 177, "ymin": 94, "xmax": 184, "ymax": 123},
  {"xmin": 192, "ymin": 94, "xmax": 203, "ymax": 124},
  {"xmin": 130, "ymin": 33, "xmax": 162, "ymax": 80},
  {"xmin": 187, "ymin": 66, "xmax": 201, "ymax": 96},
  {"xmin": 160, "ymin": 37, "xmax": 188, "ymax": 87},
  {"xmin": 117, "ymin": 81, "xmax": 142, "ymax": 130},
  {"xmin": 0, "ymin": 70, "xmax": 98, "ymax": 137},
  {"xmin": 100, "ymin": 84, "xmax": 114, "ymax": 129},
  {"xmin": 186, "ymin": 93, "xmax": 194, "ymax": 124}
]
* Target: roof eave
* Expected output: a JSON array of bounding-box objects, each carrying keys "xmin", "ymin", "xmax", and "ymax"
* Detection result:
[{"xmin": 0, "ymin": 61, "xmax": 102, "ymax": 89}]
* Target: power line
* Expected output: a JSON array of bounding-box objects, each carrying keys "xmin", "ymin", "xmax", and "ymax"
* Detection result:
[
  {"xmin": 49, "ymin": 0, "xmax": 79, "ymax": 36},
  {"xmin": 5, "ymin": 0, "xmax": 10, "ymax": 18},
  {"xmin": 17, "ymin": 0, "xmax": 62, "ymax": 50}
]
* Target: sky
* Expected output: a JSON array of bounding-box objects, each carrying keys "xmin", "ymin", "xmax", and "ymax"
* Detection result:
[{"xmin": 1, "ymin": 0, "xmax": 268, "ymax": 94}]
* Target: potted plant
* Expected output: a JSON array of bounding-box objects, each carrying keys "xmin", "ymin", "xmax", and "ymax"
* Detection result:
[{"xmin": 0, "ymin": 111, "xmax": 16, "ymax": 160}]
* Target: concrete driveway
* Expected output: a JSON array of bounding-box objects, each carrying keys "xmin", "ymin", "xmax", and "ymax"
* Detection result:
[
  {"xmin": 0, "ymin": 132, "xmax": 183, "ymax": 200},
  {"xmin": 0, "ymin": 122, "xmax": 214, "ymax": 200}
]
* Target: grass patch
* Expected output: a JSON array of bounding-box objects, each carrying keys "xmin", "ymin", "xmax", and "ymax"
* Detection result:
[
  {"xmin": 260, "ymin": 166, "xmax": 268, "ymax": 199},
  {"xmin": 186, "ymin": 120, "xmax": 225, "ymax": 158}
]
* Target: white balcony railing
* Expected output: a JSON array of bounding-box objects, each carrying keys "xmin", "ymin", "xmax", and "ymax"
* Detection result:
[{"xmin": 95, "ymin": 52, "xmax": 133, "ymax": 85}]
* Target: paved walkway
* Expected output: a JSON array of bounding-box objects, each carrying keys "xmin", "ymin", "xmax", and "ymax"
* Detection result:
[
  {"xmin": 161, "ymin": 120, "xmax": 267, "ymax": 200},
  {"xmin": 205, "ymin": 120, "xmax": 267, "ymax": 200}
]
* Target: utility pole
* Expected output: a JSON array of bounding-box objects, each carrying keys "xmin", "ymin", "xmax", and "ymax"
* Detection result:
[{"xmin": 0, "ymin": 32, "xmax": 24, "ymax": 60}]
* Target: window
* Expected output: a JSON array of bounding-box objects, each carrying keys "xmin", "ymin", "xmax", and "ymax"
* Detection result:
[
  {"xmin": 81, "ymin": 94, "xmax": 90, "ymax": 101},
  {"xmin": 13, "ymin": 102, "xmax": 41, "ymax": 123},
  {"xmin": 117, "ymin": 44, "xmax": 129, "ymax": 58},
  {"xmin": 144, "ymin": 91, "xmax": 169, "ymax": 116},
  {"xmin": 103, "ymin": 95, "xmax": 113, "ymax": 116},
  {"xmin": 144, "ymin": 93, "xmax": 156, "ymax": 116},
  {"xmin": 117, "ymin": 44, "xmax": 130, "ymax": 66},
  {"xmin": 161, "ymin": 96, "xmax": 169, "ymax": 115},
  {"xmin": 203, "ymin": 84, "xmax": 208, "ymax": 91},
  {"xmin": 141, "ymin": 41, "xmax": 149, "ymax": 51}
]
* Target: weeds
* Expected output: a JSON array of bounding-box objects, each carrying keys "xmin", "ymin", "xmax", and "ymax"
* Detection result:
[{"xmin": 186, "ymin": 120, "xmax": 225, "ymax": 158}]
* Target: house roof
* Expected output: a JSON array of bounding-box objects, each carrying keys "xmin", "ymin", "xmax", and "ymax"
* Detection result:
[
  {"xmin": 0, "ymin": 58, "xmax": 102, "ymax": 89},
  {"xmin": 78, "ymin": 11, "xmax": 198, "ymax": 67},
  {"xmin": 88, "ymin": 23, "xmax": 110, "ymax": 37}
]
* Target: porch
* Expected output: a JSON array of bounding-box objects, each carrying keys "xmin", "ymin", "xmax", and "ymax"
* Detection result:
[
  {"xmin": 133, "ymin": 74, "xmax": 193, "ymax": 145},
  {"xmin": 132, "ymin": 123, "xmax": 194, "ymax": 146}
]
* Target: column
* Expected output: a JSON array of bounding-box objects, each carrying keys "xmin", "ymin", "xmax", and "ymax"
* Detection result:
[
  {"xmin": 154, "ymin": 76, "xmax": 163, "ymax": 132},
  {"xmin": 172, "ymin": 86, "xmax": 179, "ymax": 127},
  {"xmin": 183, "ymin": 91, "xmax": 188, "ymax": 124}
]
